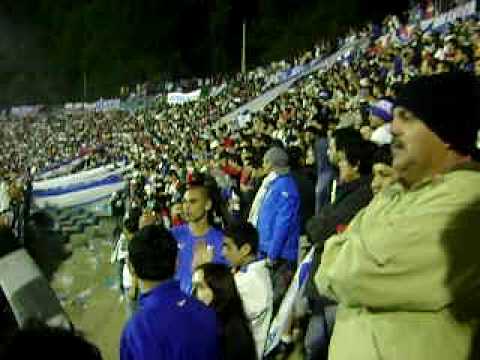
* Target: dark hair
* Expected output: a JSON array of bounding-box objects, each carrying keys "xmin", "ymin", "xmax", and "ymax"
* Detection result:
[
  {"xmin": 0, "ymin": 227, "xmax": 20, "ymax": 258},
  {"xmin": 123, "ymin": 216, "xmax": 139, "ymax": 234},
  {"xmin": 270, "ymin": 139, "xmax": 285, "ymax": 150},
  {"xmin": 289, "ymin": 146, "xmax": 306, "ymax": 169},
  {"xmin": 372, "ymin": 145, "xmax": 393, "ymax": 166},
  {"xmin": 0, "ymin": 320, "xmax": 102, "ymax": 360},
  {"xmin": 128, "ymin": 225, "xmax": 177, "ymax": 282},
  {"xmin": 190, "ymin": 174, "xmax": 237, "ymax": 227},
  {"xmin": 224, "ymin": 222, "xmax": 259, "ymax": 255},
  {"xmin": 333, "ymin": 127, "xmax": 376, "ymax": 175},
  {"xmin": 197, "ymin": 263, "xmax": 257, "ymax": 360}
]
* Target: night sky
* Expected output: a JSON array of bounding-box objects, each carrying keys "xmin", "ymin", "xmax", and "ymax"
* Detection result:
[{"xmin": 0, "ymin": 0, "xmax": 410, "ymax": 105}]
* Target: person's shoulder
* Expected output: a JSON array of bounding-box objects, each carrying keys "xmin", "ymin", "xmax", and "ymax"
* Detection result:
[
  {"xmin": 271, "ymin": 174, "xmax": 297, "ymax": 189},
  {"xmin": 170, "ymin": 223, "xmax": 190, "ymax": 237},
  {"xmin": 235, "ymin": 260, "xmax": 272, "ymax": 289},
  {"xmin": 437, "ymin": 169, "xmax": 480, "ymax": 201},
  {"xmin": 208, "ymin": 226, "xmax": 224, "ymax": 238},
  {"xmin": 121, "ymin": 308, "xmax": 146, "ymax": 341},
  {"xmin": 175, "ymin": 295, "xmax": 218, "ymax": 328},
  {"xmin": 273, "ymin": 176, "xmax": 301, "ymax": 199},
  {"xmin": 448, "ymin": 164, "xmax": 480, "ymax": 186},
  {"xmin": 184, "ymin": 294, "xmax": 215, "ymax": 314}
]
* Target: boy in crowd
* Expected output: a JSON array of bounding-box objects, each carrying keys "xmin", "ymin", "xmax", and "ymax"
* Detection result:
[{"xmin": 222, "ymin": 222, "xmax": 273, "ymax": 359}]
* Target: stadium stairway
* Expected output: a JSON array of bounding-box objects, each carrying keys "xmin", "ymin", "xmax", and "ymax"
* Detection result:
[{"xmin": 44, "ymin": 206, "xmax": 101, "ymax": 245}]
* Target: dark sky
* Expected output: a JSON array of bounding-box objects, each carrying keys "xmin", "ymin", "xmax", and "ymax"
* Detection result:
[{"xmin": 0, "ymin": 0, "xmax": 411, "ymax": 105}]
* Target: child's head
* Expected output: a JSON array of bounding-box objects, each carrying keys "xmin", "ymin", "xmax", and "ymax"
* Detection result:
[{"xmin": 222, "ymin": 222, "xmax": 258, "ymax": 267}]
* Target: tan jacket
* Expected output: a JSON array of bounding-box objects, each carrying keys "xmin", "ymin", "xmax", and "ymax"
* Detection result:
[{"xmin": 316, "ymin": 165, "xmax": 480, "ymax": 359}]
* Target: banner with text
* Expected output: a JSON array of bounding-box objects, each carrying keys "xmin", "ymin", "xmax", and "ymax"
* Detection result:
[
  {"xmin": 421, "ymin": 1, "xmax": 476, "ymax": 30},
  {"xmin": 167, "ymin": 89, "xmax": 202, "ymax": 105}
]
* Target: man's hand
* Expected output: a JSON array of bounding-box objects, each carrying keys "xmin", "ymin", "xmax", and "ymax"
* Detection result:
[{"xmin": 192, "ymin": 240, "xmax": 214, "ymax": 269}]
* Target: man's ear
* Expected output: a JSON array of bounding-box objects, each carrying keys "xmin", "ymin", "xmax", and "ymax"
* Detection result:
[{"xmin": 205, "ymin": 199, "xmax": 213, "ymax": 211}]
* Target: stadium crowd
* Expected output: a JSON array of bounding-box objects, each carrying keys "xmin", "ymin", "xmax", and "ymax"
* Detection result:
[{"xmin": 2, "ymin": 1, "xmax": 480, "ymax": 359}]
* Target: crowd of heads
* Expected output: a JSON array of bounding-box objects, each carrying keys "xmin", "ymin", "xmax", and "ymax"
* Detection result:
[{"xmin": 1, "ymin": 2, "xmax": 480, "ymax": 358}]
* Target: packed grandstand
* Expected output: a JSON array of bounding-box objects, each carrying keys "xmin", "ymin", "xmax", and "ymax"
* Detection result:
[{"xmin": 1, "ymin": 1, "xmax": 480, "ymax": 359}]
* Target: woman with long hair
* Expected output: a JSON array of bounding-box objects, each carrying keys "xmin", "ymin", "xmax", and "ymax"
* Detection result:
[{"xmin": 193, "ymin": 263, "xmax": 258, "ymax": 360}]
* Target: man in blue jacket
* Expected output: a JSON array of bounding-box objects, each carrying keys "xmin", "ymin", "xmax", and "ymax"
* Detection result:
[
  {"xmin": 248, "ymin": 146, "xmax": 301, "ymax": 308},
  {"xmin": 120, "ymin": 225, "xmax": 220, "ymax": 360}
]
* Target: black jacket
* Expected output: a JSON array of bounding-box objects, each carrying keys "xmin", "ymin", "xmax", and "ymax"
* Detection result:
[
  {"xmin": 305, "ymin": 175, "xmax": 373, "ymax": 310},
  {"xmin": 291, "ymin": 167, "xmax": 316, "ymax": 235}
]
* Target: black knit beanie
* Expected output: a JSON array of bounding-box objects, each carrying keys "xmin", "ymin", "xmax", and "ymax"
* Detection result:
[{"xmin": 395, "ymin": 72, "xmax": 480, "ymax": 161}]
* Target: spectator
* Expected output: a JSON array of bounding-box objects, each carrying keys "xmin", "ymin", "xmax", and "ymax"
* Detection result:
[
  {"xmin": 121, "ymin": 225, "xmax": 220, "ymax": 360},
  {"xmin": 222, "ymin": 222, "xmax": 273, "ymax": 358},
  {"xmin": 0, "ymin": 320, "xmax": 102, "ymax": 360},
  {"xmin": 113, "ymin": 216, "xmax": 140, "ymax": 315},
  {"xmin": 248, "ymin": 146, "xmax": 301, "ymax": 309},
  {"xmin": 287, "ymin": 146, "xmax": 316, "ymax": 238},
  {"xmin": 171, "ymin": 179, "xmax": 228, "ymax": 294},
  {"xmin": 368, "ymin": 99, "xmax": 394, "ymax": 145},
  {"xmin": 111, "ymin": 216, "xmax": 139, "ymax": 299},
  {"xmin": 170, "ymin": 202, "xmax": 184, "ymax": 227},
  {"xmin": 305, "ymin": 120, "xmax": 337, "ymax": 215},
  {"xmin": 315, "ymin": 72, "xmax": 480, "ymax": 360},
  {"xmin": 371, "ymin": 145, "xmax": 397, "ymax": 195},
  {"xmin": 193, "ymin": 263, "xmax": 257, "ymax": 360},
  {"xmin": 304, "ymin": 129, "xmax": 375, "ymax": 360}
]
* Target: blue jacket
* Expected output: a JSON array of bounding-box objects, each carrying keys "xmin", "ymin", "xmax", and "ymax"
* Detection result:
[
  {"xmin": 257, "ymin": 173, "xmax": 301, "ymax": 263},
  {"xmin": 120, "ymin": 280, "xmax": 220, "ymax": 360},
  {"xmin": 171, "ymin": 224, "xmax": 228, "ymax": 294}
]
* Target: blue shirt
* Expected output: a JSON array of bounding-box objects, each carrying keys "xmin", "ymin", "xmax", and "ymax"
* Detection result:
[
  {"xmin": 171, "ymin": 224, "xmax": 228, "ymax": 294},
  {"xmin": 120, "ymin": 280, "xmax": 220, "ymax": 360}
]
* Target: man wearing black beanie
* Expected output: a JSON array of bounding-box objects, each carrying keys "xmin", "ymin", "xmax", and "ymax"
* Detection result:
[
  {"xmin": 314, "ymin": 72, "xmax": 480, "ymax": 360},
  {"xmin": 392, "ymin": 71, "xmax": 480, "ymax": 188}
]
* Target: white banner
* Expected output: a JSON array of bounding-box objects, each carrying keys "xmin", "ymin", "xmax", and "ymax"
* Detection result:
[
  {"xmin": 95, "ymin": 98, "xmax": 121, "ymax": 112},
  {"xmin": 210, "ymin": 84, "xmax": 227, "ymax": 97},
  {"xmin": 64, "ymin": 102, "xmax": 96, "ymax": 112},
  {"xmin": 10, "ymin": 105, "xmax": 43, "ymax": 118},
  {"xmin": 167, "ymin": 89, "xmax": 201, "ymax": 105},
  {"xmin": 421, "ymin": 0, "xmax": 476, "ymax": 30}
]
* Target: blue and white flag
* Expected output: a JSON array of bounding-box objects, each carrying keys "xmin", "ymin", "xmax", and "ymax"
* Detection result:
[
  {"xmin": 264, "ymin": 247, "xmax": 315, "ymax": 356},
  {"xmin": 33, "ymin": 164, "xmax": 130, "ymax": 191},
  {"xmin": 35, "ymin": 157, "xmax": 85, "ymax": 180},
  {"xmin": 33, "ymin": 164, "xmax": 130, "ymax": 209}
]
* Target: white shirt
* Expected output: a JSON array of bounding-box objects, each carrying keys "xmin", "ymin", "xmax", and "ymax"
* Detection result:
[
  {"xmin": 123, "ymin": 261, "xmax": 133, "ymax": 289},
  {"xmin": 235, "ymin": 259, "xmax": 273, "ymax": 359},
  {"xmin": 371, "ymin": 123, "xmax": 393, "ymax": 145},
  {"xmin": 0, "ymin": 181, "xmax": 10, "ymax": 212}
]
